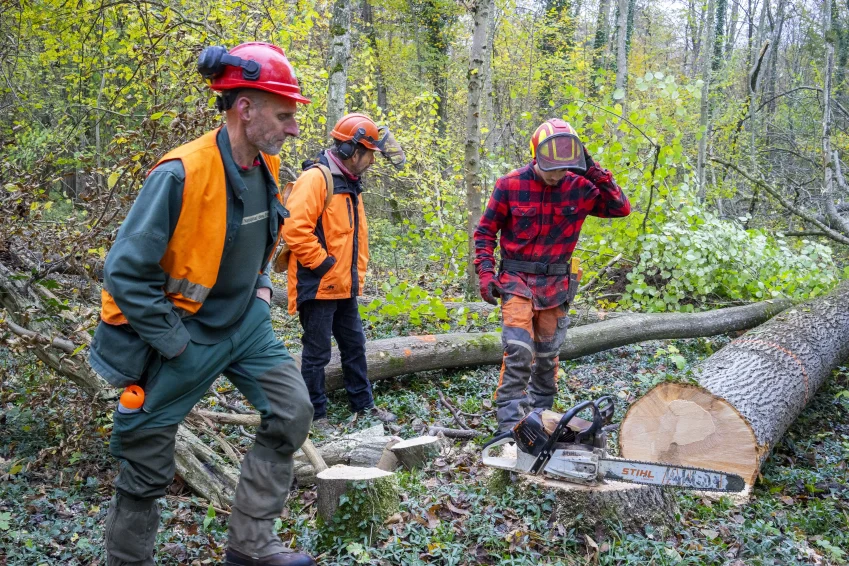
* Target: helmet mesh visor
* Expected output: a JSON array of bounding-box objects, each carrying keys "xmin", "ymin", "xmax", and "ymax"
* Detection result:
[{"xmin": 535, "ymin": 133, "xmax": 586, "ymax": 172}]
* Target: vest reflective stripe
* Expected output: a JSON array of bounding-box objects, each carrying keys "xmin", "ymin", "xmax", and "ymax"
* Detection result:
[
  {"xmin": 100, "ymin": 128, "xmax": 281, "ymax": 325},
  {"xmin": 163, "ymin": 276, "xmax": 212, "ymax": 303}
]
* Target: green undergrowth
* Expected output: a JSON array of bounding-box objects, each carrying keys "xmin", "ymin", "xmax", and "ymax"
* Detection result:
[{"xmin": 2, "ymin": 339, "xmax": 848, "ymax": 564}]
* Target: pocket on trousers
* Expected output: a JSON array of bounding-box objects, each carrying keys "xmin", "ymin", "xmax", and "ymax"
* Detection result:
[{"xmin": 89, "ymin": 322, "xmax": 159, "ymax": 388}]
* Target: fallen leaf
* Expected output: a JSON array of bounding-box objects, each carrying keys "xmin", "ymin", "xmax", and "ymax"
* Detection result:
[
  {"xmin": 700, "ymin": 528, "xmax": 719, "ymax": 539},
  {"xmin": 779, "ymin": 495, "xmax": 795, "ymax": 505},
  {"xmin": 445, "ymin": 501, "xmax": 470, "ymax": 516}
]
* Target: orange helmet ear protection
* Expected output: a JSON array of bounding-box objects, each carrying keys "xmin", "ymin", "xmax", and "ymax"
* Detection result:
[{"xmin": 336, "ymin": 127, "xmax": 369, "ymax": 160}]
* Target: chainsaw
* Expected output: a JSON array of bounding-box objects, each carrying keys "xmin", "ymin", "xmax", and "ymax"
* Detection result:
[{"xmin": 482, "ymin": 397, "xmax": 745, "ymax": 493}]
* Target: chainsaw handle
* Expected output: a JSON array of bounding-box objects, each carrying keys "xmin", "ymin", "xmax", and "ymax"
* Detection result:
[
  {"xmin": 594, "ymin": 395, "xmax": 615, "ymax": 425},
  {"xmin": 530, "ymin": 400, "xmax": 596, "ymax": 474}
]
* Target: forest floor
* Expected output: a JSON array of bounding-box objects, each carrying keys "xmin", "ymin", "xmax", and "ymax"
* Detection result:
[{"xmin": 2, "ymin": 300, "xmax": 849, "ymax": 565}]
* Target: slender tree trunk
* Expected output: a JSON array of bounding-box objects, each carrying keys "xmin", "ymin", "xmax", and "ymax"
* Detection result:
[
  {"xmin": 326, "ymin": 0, "xmax": 352, "ymax": 133},
  {"xmin": 614, "ymin": 0, "xmax": 629, "ymax": 95},
  {"xmin": 464, "ymin": 0, "xmax": 493, "ymax": 295},
  {"xmin": 713, "ymin": 0, "xmax": 727, "ymax": 71},
  {"xmin": 726, "ymin": 0, "xmax": 740, "ymax": 56},
  {"xmin": 697, "ymin": 0, "xmax": 717, "ymax": 201},
  {"xmin": 362, "ymin": 0, "xmax": 388, "ymax": 110},
  {"xmin": 592, "ymin": 0, "xmax": 613, "ymax": 77}
]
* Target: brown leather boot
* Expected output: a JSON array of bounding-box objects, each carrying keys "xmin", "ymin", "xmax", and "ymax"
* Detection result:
[{"xmin": 224, "ymin": 547, "xmax": 316, "ymax": 565}]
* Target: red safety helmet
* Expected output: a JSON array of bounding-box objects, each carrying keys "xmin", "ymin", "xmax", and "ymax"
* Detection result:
[
  {"xmin": 331, "ymin": 113, "xmax": 406, "ymax": 169},
  {"xmin": 198, "ymin": 42, "xmax": 311, "ymax": 104},
  {"xmin": 530, "ymin": 118, "xmax": 586, "ymax": 172}
]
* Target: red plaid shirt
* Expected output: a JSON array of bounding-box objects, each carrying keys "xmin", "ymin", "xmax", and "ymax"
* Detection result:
[{"xmin": 474, "ymin": 162, "xmax": 630, "ymax": 310}]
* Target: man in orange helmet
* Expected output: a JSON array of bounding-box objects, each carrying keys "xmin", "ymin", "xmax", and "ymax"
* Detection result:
[
  {"xmin": 282, "ymin": 113, "xmax": 405, "ymax": 432},
  {"xmin": 89, "ymin": 43, "xmax": 316, "ymax": 565},
  {"xmin": 474, "ymin": 119, "xmax": 631, "ymax": 432}
]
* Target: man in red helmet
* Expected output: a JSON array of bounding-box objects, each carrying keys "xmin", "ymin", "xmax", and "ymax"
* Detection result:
[
  {"xmin": 282, "ymin": 113, "xmax": 405, "ymax": 433},
  {"xmin": 89, "ymin": 43, "xmax": 316, "ymax": 565},
  {"xmin": 473, "ymin": 119, "xmax": 631, "ymax": 432}
]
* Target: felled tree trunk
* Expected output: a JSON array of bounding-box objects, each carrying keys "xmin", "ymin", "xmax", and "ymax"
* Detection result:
[
  {"xmin": 620, "ymin": 281, "xmax": 849, "ymax": 485},
  {"xmin": 321, "ymin": 299, "xmax": 791, "ymax": 391},
  {"xmin": 389, "ymin": 436, "xmax": 442, "ymax": 470}
]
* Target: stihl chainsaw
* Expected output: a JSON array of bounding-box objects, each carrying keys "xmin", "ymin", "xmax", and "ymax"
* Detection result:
[{"xmin": 482, "ymin": 397, "xmax": 745, "ymax": 493}]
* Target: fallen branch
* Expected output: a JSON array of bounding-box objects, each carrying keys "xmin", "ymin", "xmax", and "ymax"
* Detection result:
[
  {"xmin": 321, "ymin": 299, "xmax": 792, "ymax": 391},
  {"xmin": 428, "ymin": 426, "xmax": 483, "ymax": 439},
  {"xmin": 2, "ymin": 316, "xmax": 76, "ymax": 354},
  {"xmin": 578, "ymin": 254, "xmax": 623, "ymax": 294},
  {"xmin": 437, "ymin": 390, "xmax": 470, "ymax": 430}
]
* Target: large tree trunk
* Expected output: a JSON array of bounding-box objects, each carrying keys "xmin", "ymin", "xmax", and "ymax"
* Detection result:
[
  {"xmin": 619, "ymin": 281, "xmax": 849, "ymax": 485},
  {"xmin": 321, "ymin": 299, "xmax": 791, "ymax": 391},
  {"xmin": 464, "ymin": 0, "xmax": 492, "ymax": 296}
]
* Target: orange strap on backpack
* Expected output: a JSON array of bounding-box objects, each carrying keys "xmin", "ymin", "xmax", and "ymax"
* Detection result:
[{"xmin": 273, "ymin": 164, "xmax": 334, "ymax": 273}]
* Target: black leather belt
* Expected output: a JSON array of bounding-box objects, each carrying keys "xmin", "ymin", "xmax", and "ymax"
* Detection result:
[{"xmin": 500, "ymin": 259, "xmax": 570, "ymax": 276}]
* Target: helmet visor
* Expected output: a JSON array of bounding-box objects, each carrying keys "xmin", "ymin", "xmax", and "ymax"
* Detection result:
[
  {"xmin": 376, "ymin": 127, "xmax": 406, "ymax": 170},
  {"xmin": 535, "ymin": 133, "xmax": 586, "ymax": 172}
]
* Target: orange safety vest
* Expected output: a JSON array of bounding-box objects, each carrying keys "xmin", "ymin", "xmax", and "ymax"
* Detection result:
[{"xmin": 100, "ymin": 128, "xmax": 282, "ymax": 325}]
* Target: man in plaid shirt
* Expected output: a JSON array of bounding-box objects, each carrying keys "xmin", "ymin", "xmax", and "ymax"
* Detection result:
[{"xmin": 474, "ymin": 119, "xmax": 630, "ymax": 431}]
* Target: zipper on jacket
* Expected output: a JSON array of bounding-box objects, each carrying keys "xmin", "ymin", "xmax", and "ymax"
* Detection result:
[{"xmin": 346, "ymin": 198, "xmax": 353, "ymax": 229}]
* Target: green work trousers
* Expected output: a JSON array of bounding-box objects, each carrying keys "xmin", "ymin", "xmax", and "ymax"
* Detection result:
[{"xmin": 104, "ymin": 297, "xmax": 313, "ymax": 565}]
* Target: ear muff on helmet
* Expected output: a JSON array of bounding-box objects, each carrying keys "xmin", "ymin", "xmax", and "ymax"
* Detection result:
[
  {"xmin": 198, "ymin": 46, "xmax": 262, "ymax": 83},
  {"xmin": 336, "ymin": 127, "xmax": 368, "ymax": 160}
]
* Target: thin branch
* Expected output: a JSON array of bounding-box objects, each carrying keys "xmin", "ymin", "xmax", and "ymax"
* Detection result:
[
  {"xmin": 2, "ymin": 316, "xmax": 76, "ymax": 354},
  {"xmin": 428, "ymin": 426, "xmax": 482, "ymax": 439},
  {"xmin": 711, "ymin": 156, "xmax": 849, "ymax": 245},
  {"xmin": 437, "ymin": 390, "xmax": 470, "ymax": 430},
  {"xmin": 579, "ymin": 254, "xmax": 623, "ymax": 294}
]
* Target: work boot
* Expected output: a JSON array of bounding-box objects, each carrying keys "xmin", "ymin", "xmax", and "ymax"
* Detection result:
[
  {"xmin": 360, "ymin": 405, "xmax": 397, "ymax": 423},
  {"xmin": 225, "ymin": 547, "xmax": 316, "ymax": 566}
]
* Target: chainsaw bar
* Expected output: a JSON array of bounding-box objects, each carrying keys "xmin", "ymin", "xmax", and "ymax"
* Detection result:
[{"xmin": 598, "ymin": 457, "xmax": 746, "ymax": 493}]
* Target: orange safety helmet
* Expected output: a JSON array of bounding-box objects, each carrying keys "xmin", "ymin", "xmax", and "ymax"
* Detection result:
[
  {"xmin": 330, "ymin": 113, "xmax": 406, "ymax": 169},
  {"xmin": 198, "ymin": 42, "xmax": 311, "ymax": 104},
  {"xmin": 530, "ymin": 118, "xmax": 586, "ymax": 172}
]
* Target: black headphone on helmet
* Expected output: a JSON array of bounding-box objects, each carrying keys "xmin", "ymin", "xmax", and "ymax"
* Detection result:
[
  {"xmin": 197, "ymin": 45, "xmax": 262, "ymax": 81},
  {"xmin": 198, "ymin": 46, "xmax": 262, "ymax": 111},
  {"xmin": 336, "ymin": 127, "xmax": 368, "ymax": 160}
]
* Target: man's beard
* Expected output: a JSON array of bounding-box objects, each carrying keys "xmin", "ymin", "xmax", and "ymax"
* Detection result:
[{"xmin": 255, "ymin": 139, "xmax": 284, "ymax": 156}]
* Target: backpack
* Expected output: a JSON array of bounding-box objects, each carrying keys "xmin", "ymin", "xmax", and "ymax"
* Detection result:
[{"xmin": 272, "ymin": 163, "xmax": 334, "ymax": 273}]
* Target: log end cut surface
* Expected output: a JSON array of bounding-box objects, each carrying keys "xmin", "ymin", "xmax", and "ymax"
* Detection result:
[
  {"xmin": 619, "ymin": 382, "xmax": 759, "ymax": 485},
  {"xmin": 316, "ymin": 465, "xmax": 394, "ymax": 481}
]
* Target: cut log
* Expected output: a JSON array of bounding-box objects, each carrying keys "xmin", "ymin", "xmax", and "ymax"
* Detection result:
[
  {"xmin": 315, "ymin": 465, "xmax": 399, "ymax": 524},
  {"xmin": 519, "ymin": 473, "xmax": 679, "ymax": 536},
  {"xmin": 620, "ymin": 281, "xmax": 849, "ymax": 485},
  {"xmin": 292, "ymin": 425, "xmax": 400, "ymax": 485},
  {"xmin": 390, "ymin": 436, "xmax": 442, "ymax": 470},
  {"xmin": 375, "ymin": 438, "xmax": 401, "ymax": 472},
  {"xmin": 320, "ymin": 299, "xmax": 791, "ymax": 391}
]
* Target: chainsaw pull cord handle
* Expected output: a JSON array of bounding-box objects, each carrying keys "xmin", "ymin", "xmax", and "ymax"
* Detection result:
[{"xmin": 529, "ymin": 400, "xmax": 596, "ymax": 474}]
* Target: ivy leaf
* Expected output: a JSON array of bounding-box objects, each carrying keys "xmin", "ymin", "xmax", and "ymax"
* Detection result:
[{"xmin": 612, "ymin": 88, "xmax": 626, "ymax": 100}]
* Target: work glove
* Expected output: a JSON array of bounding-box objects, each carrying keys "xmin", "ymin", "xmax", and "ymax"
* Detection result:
[
  {"xmin": 582, "ymin": 144, "xmax": 596, "ymax": 174},
  {"xmin": 479, "ymin": 270, "xmax": 500, "ymax": 305}
]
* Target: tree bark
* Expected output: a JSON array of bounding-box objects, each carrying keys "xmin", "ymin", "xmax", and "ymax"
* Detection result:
[
  {"xmin": 619, "ymin": 281, "xmax": 849, "ymax": 485},
  {"xmin": 320, "ymin": 300, "xmax": 791, "ymax": 391},
  {"xmin": 361, "ymin": 0, "xmax": 388, "ymax": 110},
  {"xmin": 697, "ymin": 0, "xmax": 717, "ymax": 201},
  {"xmin": 464, "ymin": 0, "xmax": 493, "ymax": 296},
  {"xmin": 614, "ymin": 0, "xmax": 629, "ymax": 95},
  {"xmin": 592, "ymin": 0, "xmax": 613, "ymax": 76},
  {"xmin": 326, "ymin": 0, "xmax": 352, "ymax": 133}
]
